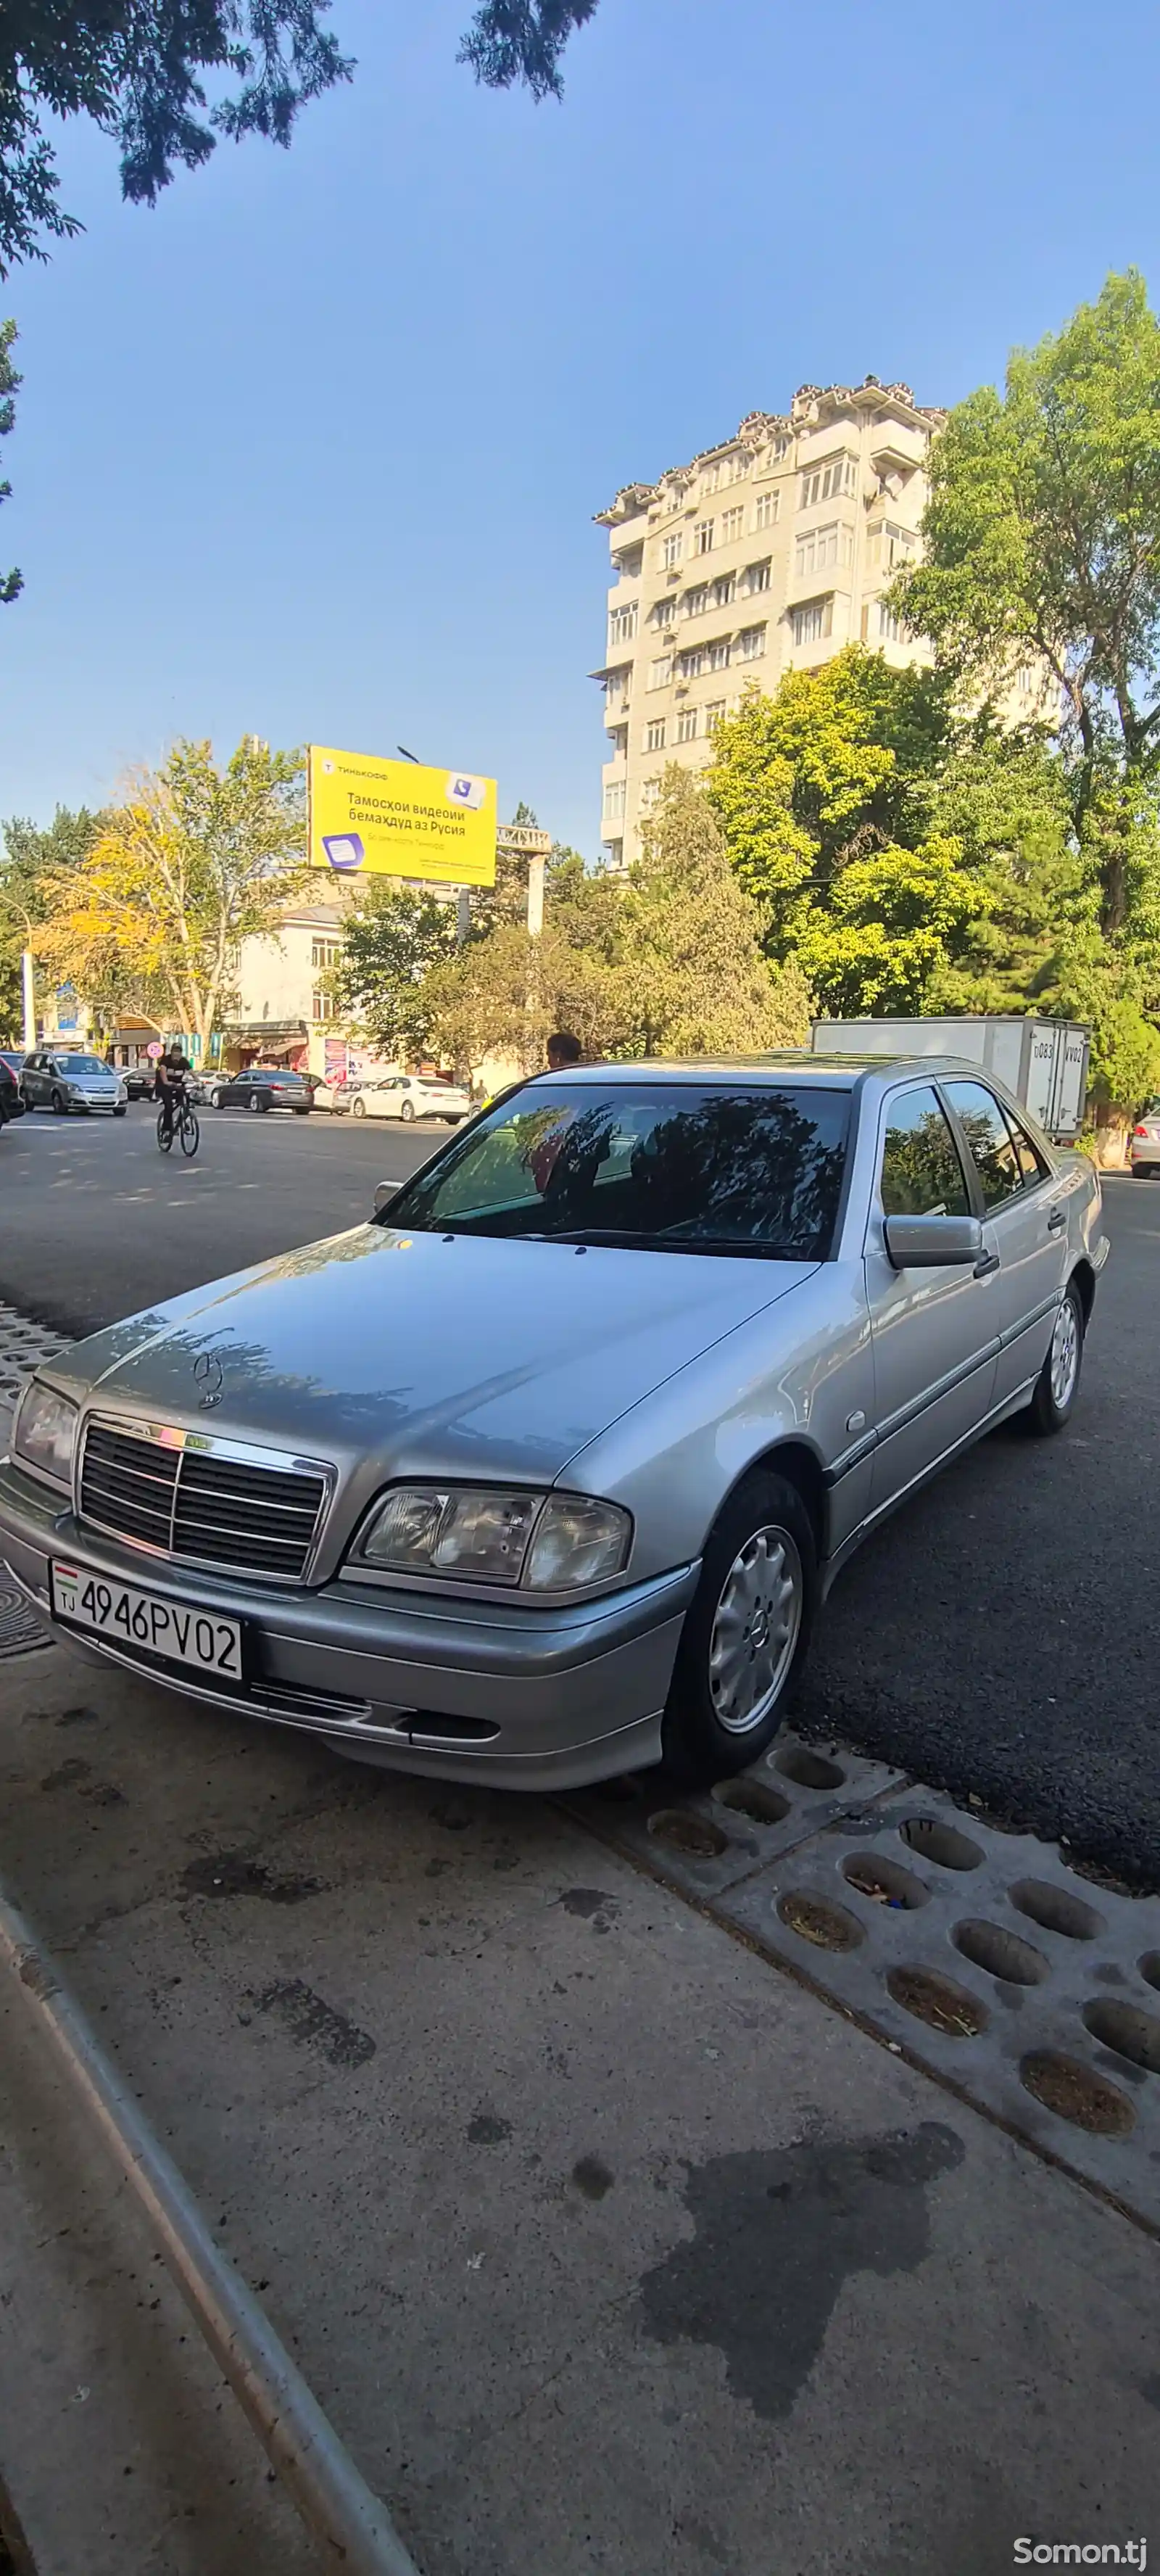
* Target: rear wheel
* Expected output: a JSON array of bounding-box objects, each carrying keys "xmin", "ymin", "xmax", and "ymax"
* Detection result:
[
  {"xmin": 660, "ymin": 1470, "xmax": 816, "ymax": 1788},
  {"xmin": 352, "ymin": 1095, "xmax": 367, "ymax": 1119},
  {"xmin": 157, "ymin": 1107, "xmax": 173, "ymax": 1154},
  {"xmin": 1024, "ymin": 1280, "xmax": 1085, "ymax": 1436},
  {"xmin": 247, "ymin": 1090, "xmax": 265, "ymax": 1114}
]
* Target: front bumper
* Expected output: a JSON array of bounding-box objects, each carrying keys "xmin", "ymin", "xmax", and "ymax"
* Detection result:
[{"xmin": 0, "ymin": 1456, "xmax": 696, "ymax": 1790}]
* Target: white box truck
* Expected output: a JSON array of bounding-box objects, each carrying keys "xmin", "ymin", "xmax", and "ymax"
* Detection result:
[{"xmin": 811, "ymin": 1016, "xmax": 1090, "ymax": 1142}]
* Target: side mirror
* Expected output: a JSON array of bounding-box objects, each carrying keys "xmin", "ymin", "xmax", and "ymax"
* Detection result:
[
  {"xmin": 373, "ymin": 1181, "xmax": 398, "ymax": 1216},
  {"xmin": 884, "ymin": 1213, "xmax": 983, "ymax": 1271}
]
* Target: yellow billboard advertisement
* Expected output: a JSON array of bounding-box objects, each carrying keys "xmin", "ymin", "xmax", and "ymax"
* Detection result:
[{"xmin": 308, "ymin": 746, "xmax": 497, "ymax": 887}]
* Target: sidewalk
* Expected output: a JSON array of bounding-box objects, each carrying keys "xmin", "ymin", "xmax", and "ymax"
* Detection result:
[{"xmin": 0, "ymin": 1629, "xmax": 1157, "ymax": 2576}]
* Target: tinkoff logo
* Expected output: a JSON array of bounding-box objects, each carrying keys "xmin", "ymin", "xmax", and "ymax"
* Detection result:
[
  {"xmin": 321, "ymin": 832, "xmax": 365, "ymax": 872},
  {"xmin": 446, "ymin": 774, "xmax": 486, "ymax": 812}
]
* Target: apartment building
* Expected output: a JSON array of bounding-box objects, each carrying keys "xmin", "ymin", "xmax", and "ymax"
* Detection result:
[{"xmin": 594, "ymin": 376, "xmax": 946, "ymax": 870}]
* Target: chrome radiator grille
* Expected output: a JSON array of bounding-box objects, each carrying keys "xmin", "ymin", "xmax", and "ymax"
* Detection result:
[{"xmin": 80, "ymin": 1419, "xmax": 328, "ymax": 1583}]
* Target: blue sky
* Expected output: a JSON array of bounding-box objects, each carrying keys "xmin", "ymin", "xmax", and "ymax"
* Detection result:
[{"xmin": 2, "ymin": 0, "xmax": 1159, "ymax": 854}]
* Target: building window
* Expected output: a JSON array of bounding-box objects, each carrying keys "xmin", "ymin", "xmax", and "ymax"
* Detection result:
[
  {"xmin": 684, "ymin": 585, "xmax": 709, "ymax": 618},
  {"xmin": 868, "ymin": 521, "xmax": 918, "ymax": 571},
  {"xmin": 737, "ymin": 624, "xmax": 767, "ymax": 660},
  {"xmin": 608, "ymin": 602, "xmax": 637, "ymax": 647},
  {"xmin": 753, "ymin": 490, "xmax": 779, "ymax": 531},
  {"xmin": 702, "ymin": 462, "xmax": 721, "ymax": 495},
  {"xmin": 312, "ymin": 988, "xmax": 339, "ymax": 1023},
  {"xmin": 653, "ymin": 596, "xmax": 676, "ymax": 629},
  {"xmin": 745, "ymin": 558, "xmax": 771, "ymax": 595},
  {"xmin": 661, "ymin": 531, "xmax": 683, "ymax": 570},
  {"xmin": 791, "ymin": 598, "xmax": 833, "ymax": 647},
  {"xmin": 876, "ymin": 599, "xmax": 904, "ymax": 643},
  {"xmin": 708, "ymin": 637, "xmax": 731, "ymax": 672},
  {"xmin": 647, "ymin": 654, "xmax": 673, "ymax": 689},
  {"xmin": 605, "ymin": 669, "xmax": 630, "ymax": 714},
  {"xmin": 679, "ymin": 648, "xmax": 705, "ymax": 680},
  {"xmin": 721, "ymin": 505, "xmax": 744, "ymax": 543},
  {"xmin": 712, "ymin": 574, "xmax": 735, "ymax": 609},
  {"xmin": 729, "ymin": 451, "xmax": 750, "ymax": 483},
  {"xmin": 692, "ymin": 519, "xmax": 715, "ymax": 555},
  {"xmin": 705, "ymin": 699, "xmax": 727, "ymax": 736},
  {"xmin": 311, "ymin": 937, "xmax": 342, "ymax": 970},
  {"xmin": 676, "ymin": 707, "xmax": 699, "ymax": 743},
  {"xmin": 799, "ymin": 455, "xmax": 858, "ymax": 510},
  {"xmin": 645, "ymin": 717, "xmax": 666, "ymax": 751},
  {"xmin": 795, "ymin": 521, "xmax": 850, "ymax": 580},
  {"xmin": 1017, "ymin": 664, "xmax": 1037, "ymax": 697},
  {"xmin": 639, "ymin": 778, "xmax": 661, "ymax": 813},
  {"xmin": 603, "ymin": 778, "xmax": 626, "ymax": 822}
]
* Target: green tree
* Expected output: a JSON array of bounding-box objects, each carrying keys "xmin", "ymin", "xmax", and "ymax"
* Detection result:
[
  {"xmin": 334, "ymin": 885, "xmax": 458, "ymax": 1062},
  {"xmin": 616, "ymin": 769, "xmax": 811, "ymax": 1056},
  {"xmin": 423, "ymin": 918, "xmax": 612, "ymax": 1078},
  {"xmin": 797, "ymin": 833, "xmax": 983, "ymax": 1017},
  {"xmin": 0, "ymin": 317, "xmax": 19, "ymax": 600},
  {"xmin": 1, "ymin": 0, "xmax": 600, "ymax": 278},
  {"xmin": 892, "ymin": 271, "xmax": 1160, "ymax": 931},
  {"xmin": 0, "ymin": 801, "xmax": 101, "ymax": 1035},
  {"xmin": 36, "ymin": 736, "xmax": 305, "ymax": 1054}
]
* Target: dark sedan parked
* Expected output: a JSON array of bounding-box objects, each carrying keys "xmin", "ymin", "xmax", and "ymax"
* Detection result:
[
  {"xmin": 206, "ymin": 1066, "xmax": 313, "ymax": 1115},
  {"xmin": 0, "ymin": 1052, "xmax": 26, "ymax": 1122}
]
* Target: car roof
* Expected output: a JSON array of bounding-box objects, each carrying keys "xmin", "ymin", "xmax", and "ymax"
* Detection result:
[{"xmin": 528, "ymin": 1052, "xmax": 1006, "ymax": 1089}]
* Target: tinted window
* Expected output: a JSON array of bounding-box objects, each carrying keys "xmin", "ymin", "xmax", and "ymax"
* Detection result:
[
  {"xmin": 58, "ymin": 1054, "xmax": 107, "ymax": 1076},
  {"xmin": 383, "ymin": 1083, "xmax": 851, "ymax": 1260},
  {"xmin": 880, "ymin": 1086, "xmax": 970, "ymax": 1218},
  {"xmin": 944, "ymin": 1081, "xmax": 1024, "ymax": 1208},
  {"xmin": 1003, "ymin": 1104, "xmax": 1049, "ymax": 1186}
]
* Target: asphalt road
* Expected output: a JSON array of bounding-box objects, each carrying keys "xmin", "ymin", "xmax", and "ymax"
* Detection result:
[{"xmin": 0, "ymin": 1102, "xmax": 1156, "ymax": 1883}]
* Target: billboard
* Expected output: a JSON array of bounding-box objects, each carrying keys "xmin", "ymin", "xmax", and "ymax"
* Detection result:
[{"xmin": 308, "ymin": 746, "xmax": 497, "ymax": 887}]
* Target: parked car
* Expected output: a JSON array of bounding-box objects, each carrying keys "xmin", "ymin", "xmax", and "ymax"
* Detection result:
[
  {"xmin": 0, "ymin": 1054, "xmax": 1108, "ymax": 1795},
  {"xmin": 20, "ymin": 1049, "xmax": 127, "ymax": 1116},
  {"xmin": 0, "ymin": 1054, "xmax": 25, "ymax": 1123},
  {"xmin": 349, "ymin": 1073, "xmax": 472, "ymax": 1123},
  {"xmin": 206, "ymin": 1067, "xmax": 313, "ymax": 1114},
  {"xmin": 1129, "ymin": 1099, "xmax": 1160, "ymax": 1176},
  {"xmin": 122, "ymin": 1066, "xmax": 157, "ymax": 1102},
  {"xmin": 312, "ymin": 1080, "xmax": 354, "ymax": 1115}
]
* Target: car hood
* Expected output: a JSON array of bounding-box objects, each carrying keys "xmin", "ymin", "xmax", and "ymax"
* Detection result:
[{"xmin": 59, "ymin": 1223, "xmax": 818, "ymax": 1490}]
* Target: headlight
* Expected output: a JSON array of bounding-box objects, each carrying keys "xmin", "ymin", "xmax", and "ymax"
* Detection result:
[
  {"xmin": 357, "ymin": 1484, "xmax": 631, "ymax": 1590},
  {"xmin": 14, "ymin": 1381, "xmax": 79, "ymax": 1484}
]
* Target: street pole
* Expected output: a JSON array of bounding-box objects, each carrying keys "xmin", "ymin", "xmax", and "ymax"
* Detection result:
[
  {"xmin": 20, "ymin": 947, "xmax": 35, "ymax": 1049},
  {"xmin": 526, "ymin": 855, "xmax": 545, "ymax": 938},
  {"xmin": 456, "ymin": 888, "xmax": 471, "ymax": 946}
]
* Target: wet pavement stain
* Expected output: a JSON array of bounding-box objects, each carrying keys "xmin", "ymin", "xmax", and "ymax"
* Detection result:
[
  {"xmin": 182, "ymin": 1852, "xmax": 323, "ymax": 1904},
  {"xmin": 468, "ymin": 2113, "xmax": 513, "ymax": 2145},
  {"xmin": 572, "ymin": 2155, "xmax": 615, "ymax": 2200},
  {"xmin": 252, "ymin": 1978, "xmax": 376, "ymax": 2067},
  {"xmin": 40, "ymin": 1756, "xmax": 91, "ymax": 1790},
  {"xmin": 638, "ymin": 2123, "xmax": 964, "ymax": 2420}
]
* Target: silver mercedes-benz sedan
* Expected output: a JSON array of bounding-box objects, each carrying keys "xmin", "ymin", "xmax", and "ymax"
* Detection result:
[{"xmin": 0, "ymin": 1054, "xmax": 1107, "ymax": 1791}]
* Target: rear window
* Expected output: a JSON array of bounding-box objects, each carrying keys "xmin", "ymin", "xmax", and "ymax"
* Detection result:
[{"xmin": 382, "ymin": 1081, "xmax": 850, "ymax": 1260}]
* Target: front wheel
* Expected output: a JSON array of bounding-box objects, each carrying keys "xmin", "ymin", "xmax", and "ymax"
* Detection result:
[
  {"xmin": 247, "ymin": 1090, "xmax": 266, "ymax": 1115},
  {"xmin": 113, "ymin": 1105, "xmax": 127, "ymax": 1118},
  {"xmin": 50, "ymin": 1089, "xmax": 66, "ymax": 1115},
  {"xmin": 178, "ymin": 1110, "xmax": 199, "ymax": 1157},
  {"xmin": 399, "ymin": 1098, "xmax": 415, "ymax": 1122},
  {"xmin": 660, "ymin": 1470, "xmax": 816, "ymax": 1788},
  {"xmin": 1024, "ymin": 1281, "xmax": 1085, "ymax": 1435}
]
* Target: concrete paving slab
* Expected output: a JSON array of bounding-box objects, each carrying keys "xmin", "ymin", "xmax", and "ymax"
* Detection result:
[{"xmin": 1, "ymin": 1638, "xmax": 1159, "ymax": 2575}]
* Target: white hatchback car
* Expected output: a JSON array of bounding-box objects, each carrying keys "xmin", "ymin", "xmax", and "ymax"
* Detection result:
[
  {"xmin": 349, "ymin": 1074, "xmax": 472, "ymax": 1124},
  {"xmin": 1129, "ymin": 1098, "xmax": 1160, "ymax": 1176}
]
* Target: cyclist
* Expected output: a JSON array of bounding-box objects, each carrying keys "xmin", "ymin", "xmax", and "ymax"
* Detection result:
[{"xmin": 156, "ymin": 1045, "xmax": 191, "ymax": 1145}]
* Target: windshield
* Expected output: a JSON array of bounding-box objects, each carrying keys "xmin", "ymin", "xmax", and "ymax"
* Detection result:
[
  {"xmin": 381, "ymin": 1081, "xmax": 850, "ymax": 1260},
  {"xmin": 60, "ymin": 1054, "xmax": 110, "ymax": 1076}
]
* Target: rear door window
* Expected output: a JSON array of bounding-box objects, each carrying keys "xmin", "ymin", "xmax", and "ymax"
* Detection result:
[{"xmin": 943, "ymin": 1081, "xmax": 1024, "ymax": 1209}]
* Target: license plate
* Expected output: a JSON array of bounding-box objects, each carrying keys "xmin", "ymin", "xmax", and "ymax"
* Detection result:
[{"xmin": 51, "ymin": 1561, "xmax": 243, "ymax": 1680}]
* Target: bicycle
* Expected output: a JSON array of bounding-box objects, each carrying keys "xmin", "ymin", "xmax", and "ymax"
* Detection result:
[{"xmin": 157, "ymin": 1088, "xmax": 199, "ymax": 1157}]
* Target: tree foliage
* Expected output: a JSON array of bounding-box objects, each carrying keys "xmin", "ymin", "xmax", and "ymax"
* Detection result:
[
  {"xmin": 334, "ymin": 885, "xmax": 458, "ymax": 1062},
  {"xmin": 1, "ymin": 0, "xmax": 602, "ymax": 278},
  {"xmin": 0, "ymin": 317, "xmax": 20, "ymax": 601},
  {"xmin": 0, "ymin": 801, "xmax": 102, "ymax": 1034},
  {"xmin": 35, "ymin": 736, "xmax": 306, "ymax": 1052}
]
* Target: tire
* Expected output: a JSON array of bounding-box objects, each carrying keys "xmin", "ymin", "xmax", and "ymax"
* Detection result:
[
  {"xmin": 50, "ymin": 1089, "xmax": 66, "ymax": 1115},
  {"xmin": 113, "ymin": 1105, "xmax": 127, "ymax": 1118},
  {"xmin": 209, "ymin": 1087, "xmax": 223, "ymax": 1110},
  {"xmin": 179, "ymin": 1111, "xmax": 199, "ymax": 1157},
  {"xmin": 352, "ymin": 1095, "xmax": 367, "ymax": 1119},
  {"xmin": 399, "ymin": 1098, "xmax": 415, "ymax": 1122},
  {"xmin": 1024, "ymin": 1280, "xmax": 1085, "ymax": 1436},
  {"xmin": 157, "ymin": 1109, "xmax": 173, "ymax": 1154},
  {"xmin": 660, "ymin": 1469, "xmax": 816, "ymax": 1788},
  {"xmin": 1132, "ymin": 1164, "xmax": 1156, "ymax": 1178},
  {"xmin": 247, "ymin": 1090, "xmax": 265, "ymax": 1114}
]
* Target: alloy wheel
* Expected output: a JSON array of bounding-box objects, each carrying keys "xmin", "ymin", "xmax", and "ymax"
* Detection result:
[
  {"xmin": 1050, "ymin": 1296, "xmax": 1080, "ymax": 1411},
  {"xmin": 708, "ymin": 1524, "xmax": 803, "ymax": 1736}
]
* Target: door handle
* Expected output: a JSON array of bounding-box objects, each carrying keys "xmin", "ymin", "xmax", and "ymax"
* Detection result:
[
  {"xmin": 974, "ymin": 1250, "xmax": 1000, "ymax": 1279},
  {"xmin": 1047, "ymin": 1208, "xmax": 1066, "ymax": 1235}
]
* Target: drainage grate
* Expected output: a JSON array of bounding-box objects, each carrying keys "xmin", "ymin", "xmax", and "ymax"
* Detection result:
[
  {"xmin": 0, "ymin": 1297, "xmax": 74, "ymax": 1406},
  {"xmin": 0, "ymin": 1580, "xmax": 51, "ymax": 1660},
  {"xmin": 571, "ymin": 1746, "xmax": 1160, "ymax": 2229}
]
